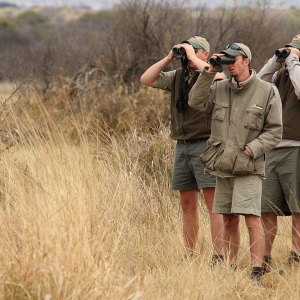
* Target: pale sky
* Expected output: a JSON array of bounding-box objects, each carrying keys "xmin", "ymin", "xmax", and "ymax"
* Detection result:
[
  {"xmin": 3, "ymin": 0, "xmax": 119, "ymax": 9},
  {"xmin": 3, "ymin": 0, "xmax": 300, "ymax": 9}
]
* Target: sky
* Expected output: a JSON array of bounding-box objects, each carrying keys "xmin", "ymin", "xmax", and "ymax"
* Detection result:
[
  {"xmin": 3, "ymin": 0, "xmax": 118, "ymax": 9},
  {"xmin": 2, "ymin": 0, "xmax": 300, "ymax": 9}
]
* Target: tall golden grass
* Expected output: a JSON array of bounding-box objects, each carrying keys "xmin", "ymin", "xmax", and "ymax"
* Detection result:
[{"xmin": 0, "ymin": 86, "xmax": 298, "ymax": 299}]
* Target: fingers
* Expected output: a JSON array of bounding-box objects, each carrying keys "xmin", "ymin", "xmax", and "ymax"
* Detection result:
[
  {"xmin": 244, "ymin": 145, "xmax": 253, "ymax": 157},
  {"xmin": 289, "ymin": 47, "xmax": 300, "ymax": 57},
  {"xmin": 213, "ymin": 72, "xmax": 226, "ymax": 81}
]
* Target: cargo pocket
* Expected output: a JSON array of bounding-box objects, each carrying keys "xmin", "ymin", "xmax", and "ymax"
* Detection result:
[
  {"xmin": 244, "ymin": 107, "xmax": 263, "ymax": 130},
  {"xmin": 200, "ymin": 140, "xmax": 222, "ymax": 171},
  {"xmin": 216, "ymin": 151, "xmax": 237, "ymax": 174},
  {"xmin": 233, "ymin": 152, "xmax": 254, "ymax": 175},
  {"xmin": 212, "ymin": 103, "xmax": 228, "ymax": 121}
]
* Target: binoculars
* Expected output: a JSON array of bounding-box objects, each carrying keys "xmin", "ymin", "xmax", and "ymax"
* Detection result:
[
  {"xmin": 172, "ymin": 47, "xmax": 186, "ymax": 60},
  {"xmin": 275, "ymin": 49, "xmax": 291, "ymax": 59},
  {"xmin": 209, "ymin": 56, "xmax": 236, "ymax": 72}
]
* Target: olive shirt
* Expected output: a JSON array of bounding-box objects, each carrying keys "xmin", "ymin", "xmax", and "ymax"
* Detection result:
[
  {"xmin": 155, "ymin": 68, "xmax": 212, "ymax": 140},
  {"xmin": 189, "ymin": 69, "xmax": 283, "ymax": 178}
]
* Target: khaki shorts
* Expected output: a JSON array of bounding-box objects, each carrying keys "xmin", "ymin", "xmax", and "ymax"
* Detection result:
[
  {"xmin": 213, "ymin": 175, "xmax": 262, "ymax": 216},
  {"xmin": 261, "ymin": 147, "xmax": 300, "ymax": 215},
  {"xmin": 172, "ymin": 139, "xmax": 216, "ymax": 191}
]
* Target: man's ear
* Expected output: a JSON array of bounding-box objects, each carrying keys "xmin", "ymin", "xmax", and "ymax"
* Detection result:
[
  {"xmin": 244, "ymin": 58, "xmax": 250, "ymax": 66},
  {"xmin": 203, "ymin": 51, "xmax": 209, "ymax": 60}
]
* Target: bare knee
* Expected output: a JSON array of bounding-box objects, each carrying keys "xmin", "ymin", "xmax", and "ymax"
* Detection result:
[
  {"xmin": 293, "ymin": 213, "xmax": 300, "ymax": 222},
  {"xmin": 180, "ymin": 190, "xmax": 198, "ymax": 212},
  {"xmin": 262, "ymin": 212, "xmax": 277, "ymax": 227},
  {"xmin": 245, "ymin": 215, "xmax": 263, "ymax": 232},
  {"xmin": 224, "ymin": 215, "xmax": 239, "ymax": 230},
  {"xmin": 202, "ymin": 187, "xmax": 215, "ymax": 212}
]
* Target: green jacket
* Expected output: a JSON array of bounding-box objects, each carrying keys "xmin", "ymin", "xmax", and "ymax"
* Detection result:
[
  {"xmin": 189, "ymin": 69, "xmax": 283, "ymax": 178},
  {"xmin": 156, "ymin": 67, "xmax": 211, "ymax": 140},
  {"xmin": 257, "ymin": 54, "xmax": 300, "ymax": 140},
  {"xmin": 275, "ymin": 68, "xmax": 300, "ymax": 140}
]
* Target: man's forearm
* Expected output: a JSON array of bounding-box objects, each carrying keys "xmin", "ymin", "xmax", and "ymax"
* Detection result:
[
  {"xmin": 140, "ymin": 55, "xmax": 172, "ymax": 87},
  {"xmin": 257, "ymin": 55, "xmax": 281, "ymax": 83}
]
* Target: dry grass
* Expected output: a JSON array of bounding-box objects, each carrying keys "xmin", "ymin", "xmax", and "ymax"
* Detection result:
[{"xmin": 0, "ymin": 86, "xmax": 298, "ymax": 299}]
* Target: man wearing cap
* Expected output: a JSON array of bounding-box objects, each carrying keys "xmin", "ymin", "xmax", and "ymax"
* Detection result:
[
  {"xmin": 189, "ymin": 43, "xmax": 282, "ymax": 281},
  {"xmin": 257, "ymin": 34, "xmax": 300, "ymax": 270},
  {"xmin": 140, "ymin": 36, "xmax": 225, "ymax": 263}
]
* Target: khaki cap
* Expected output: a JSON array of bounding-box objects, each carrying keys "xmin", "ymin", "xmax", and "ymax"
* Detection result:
[
  {"xmin": 285, "ymin": 34, "xmax": 300, "ymax": 49},
  {"xmin": 183, "ymin": 36, "xmax": 210, "ymax": 53},
  {"xmin": 221, "ymin": 43, "xmax": 252, "ymax": 61}
]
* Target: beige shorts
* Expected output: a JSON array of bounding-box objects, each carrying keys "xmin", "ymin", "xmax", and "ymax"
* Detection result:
[{"xmin": 213, "ymin": 175, "xmax": 262, "ymax": 216}]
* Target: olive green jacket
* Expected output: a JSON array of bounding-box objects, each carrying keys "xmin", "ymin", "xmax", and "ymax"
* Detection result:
[
  {"xmin": 189, "ymin": 69, "xmax": 283, "ymax": 178},
  {"xmin": 257, "ymin": 54, "xmax": 300, "ymax": 140},
  {"xmin": 156, "ymin": 68, "xmax": 212, "ymax": 140}
]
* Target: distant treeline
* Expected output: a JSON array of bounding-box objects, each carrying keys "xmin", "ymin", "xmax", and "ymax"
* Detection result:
[{"xmin": 0, "ymin": 0, "xmax": 299, "ymax": 89}]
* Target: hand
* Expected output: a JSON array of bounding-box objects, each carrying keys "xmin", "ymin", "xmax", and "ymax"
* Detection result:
[
  {"xmin": 213, "ymin": 72, "xmax": 226, "ymax": 82},
  {"xmin": 276, "ymin": 47, "xmax": 293, "ymax": 63},
  {"xmin": 168, "ymin": 48, "xmax": 178, "ymax": 62},
  {"xmin": 178, "ymin": 43, "xmax": 198, "ymax": 60},
  {"xmin": 208, "ymin": 53, "xmax": 226, "ymax": 72},
  {"xmin": 289, "ymin": 47, "xmax": 300, "ymax": 58},
  {"xmin": 244, "ymin": 145, "xmax": 253, "ymax": 157}
]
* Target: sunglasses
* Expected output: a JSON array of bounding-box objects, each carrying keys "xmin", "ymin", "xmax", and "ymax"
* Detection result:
[{"xmin": 225, "ymin": 43, "xmax": 247, "ymax": 57}]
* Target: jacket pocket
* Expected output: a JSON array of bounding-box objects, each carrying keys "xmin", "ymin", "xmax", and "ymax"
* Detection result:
[
  {"xmin": 200, "ymin": 140, "xmax": 222, "ymax": 171},
  {"xmin": 212, "ymin": 103, "xmax": 228, "ymax": 121},
  {"xmin": 253, "ymin": 155, "xmax": 265, "ymax": 176},
  {"xmin": 216, "ymin": 150, "xmax": 236, "ymax": 174},
  {"xmin": 244, "ymin": 107, "xmax": 263, "ymax": 130},
  {"xmin": 233, "ymin": 152, "xmax": 254, "ymax": 175}
]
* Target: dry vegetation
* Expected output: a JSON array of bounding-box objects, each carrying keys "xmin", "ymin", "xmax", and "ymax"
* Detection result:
[
  {"xmin": 0, "ymin": 0, "xmax": 299, "ymax": 299},
  {"xmin": 0, "ymin": 84, "xmax": 298, "ymax": 300}
]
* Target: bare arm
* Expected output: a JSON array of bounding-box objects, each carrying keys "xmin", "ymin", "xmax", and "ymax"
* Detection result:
[
  {"xmin": 140, "ymin": 52, "xmax": 174, "ymax": 88},
  {"xmin": 179, "ymin": 43, "xmax": 209, "ymax": 72},
  {"xmin": 140, "ymin": 43, "xmax": 211, "ymax": 88}
]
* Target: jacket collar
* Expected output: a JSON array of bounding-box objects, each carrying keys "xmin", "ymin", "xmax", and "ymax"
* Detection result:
[{"xmin": 228, "ymin": 69, "xmax": 256, "ymax": 91}]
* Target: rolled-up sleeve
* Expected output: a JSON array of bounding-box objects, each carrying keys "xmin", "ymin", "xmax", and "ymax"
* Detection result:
[{"xmin": 155, "ymin": 70, "xmax": 176, "ymax": 92}]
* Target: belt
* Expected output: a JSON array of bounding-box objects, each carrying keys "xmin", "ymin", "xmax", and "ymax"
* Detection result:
[{"xmin": 177, "ymin": 138, "xmax": 203, "ymax": 144}]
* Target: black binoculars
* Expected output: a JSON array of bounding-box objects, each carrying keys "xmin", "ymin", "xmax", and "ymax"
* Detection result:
[
  {"xmin": 172, "ymin": 47, "xmax": 186, "ymax": 60},
  {"xmin": 275, "ymin": 49, "xmax": 291, "ymax": 59},
  {"xmin": 209, "ymin": 56, "xmax": 236, "ymax": 72}
]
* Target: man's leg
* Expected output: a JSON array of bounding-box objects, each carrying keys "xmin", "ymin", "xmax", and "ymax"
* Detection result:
[
  {"xmin": 286, "ymin": 213, "xmax": 300, "ymax": 266},
  {"xmin": 245, "ymin": 215, "xmax": 265, "ymax": 267},
  {"xmin": 261, "ymin": 212, "xmax": 277, "ymax": 272},
  {"xmin": 180, "ymin": 189, "xmax": 199, "ymax": 253},
  {"xmin": 261, "ymin": 212, "xmax": 277, "ymax": 257},
  {"xmin": 203, "ymin": 187, "xmax": 224, "ymax": 255},
  {"xmin": 223, "ymin": 214, "xmax": 240, "ymax": 265},
  {"xmin": 292, "ymin": 213, "xmax": 300, "ymax": 252}
]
